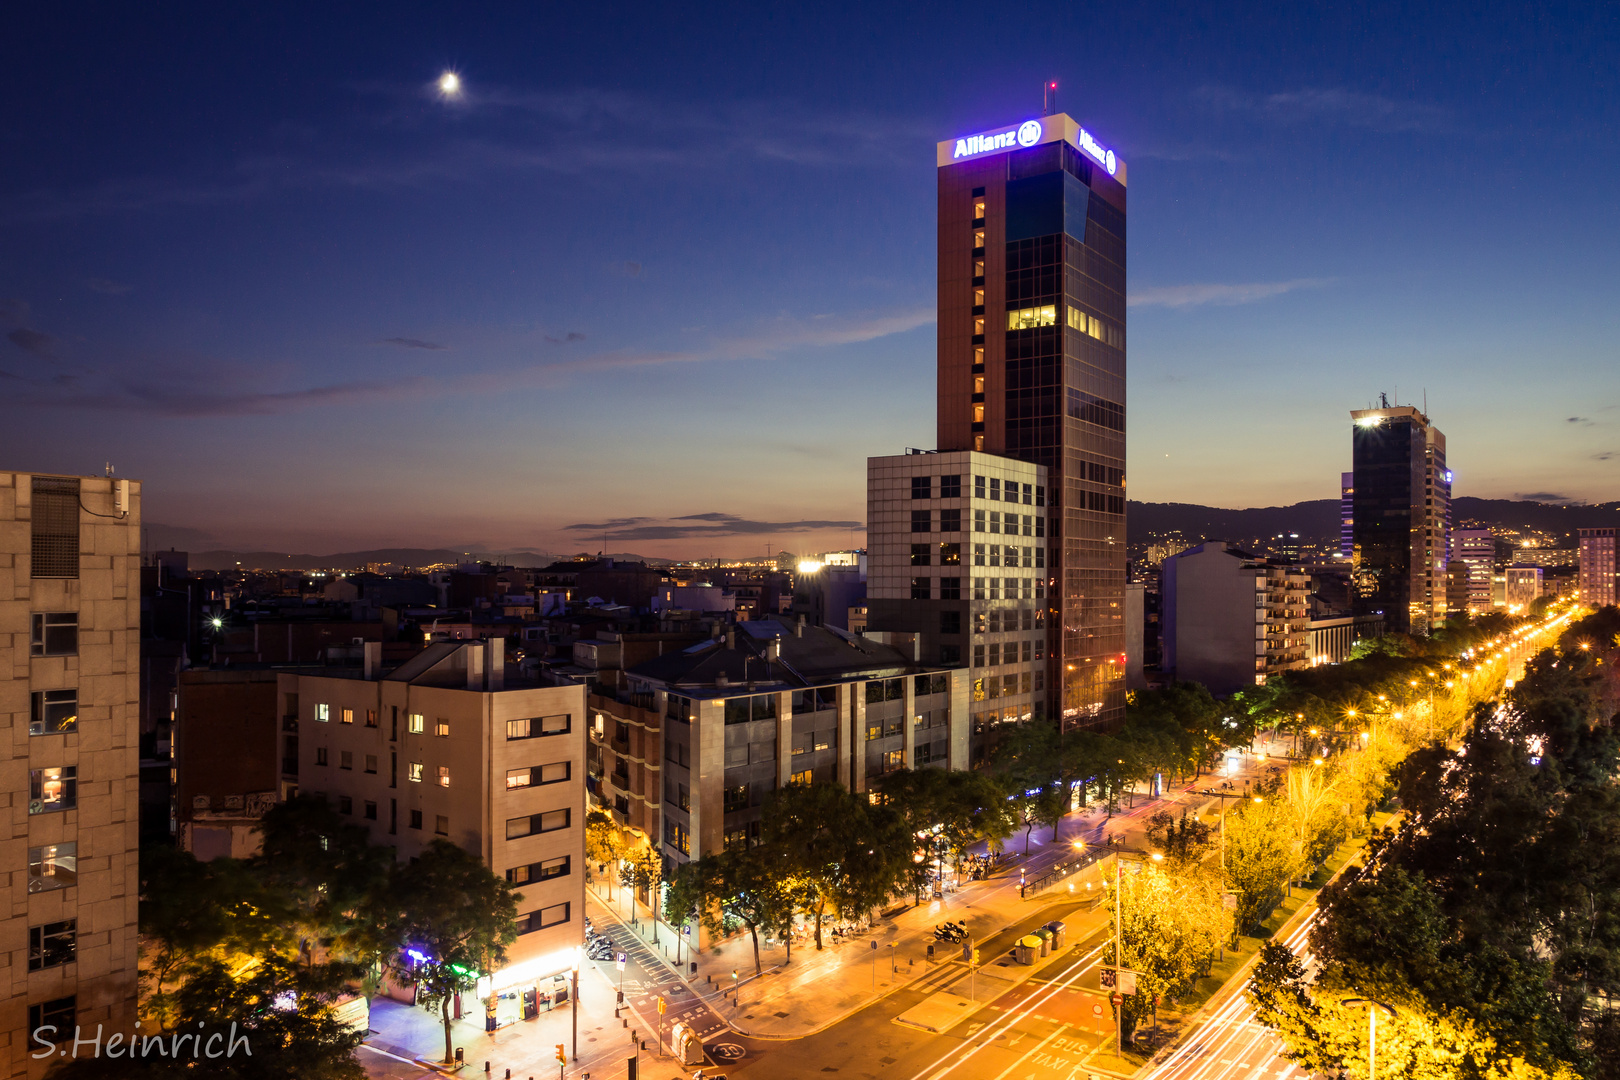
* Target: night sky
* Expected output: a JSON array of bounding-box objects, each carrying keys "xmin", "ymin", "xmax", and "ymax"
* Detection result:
[{"xmin": 3, "ymin": 3, "xmax": 1617, "ymax": 558}]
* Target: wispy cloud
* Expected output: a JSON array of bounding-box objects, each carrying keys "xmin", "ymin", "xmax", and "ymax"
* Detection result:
[
  {"xmin": 1595, "ymin": 451, "xmax": 1617, "ymax": 462},
  {"xmin": 544, "ymin": 332, "xmax": 586, "ymax": 344},
  {"xmin": 1567, "ymin": 416, "xmax": 1593, "ymax": 426},
  {"xmin": 7, "ymin": 327, "xmax": 60, "ymax": 358},
  {"xmin": 1194, "ymin": 85, "xmax": 1452, "ymax": 135},
  {"xmin": 3, "ymin": 86, "xmax": 930, "ymax": 225},
  {"xmin": 375, "ymin": 337, "xmax": 448, "ymax": 350},
  {"xmin": 1129, "ymin": 279, "xmax": 1330, "ymax": 309},
  {"xmin": 86, "ymin": 278, "xmax": 133, "ymax": 295},
  {"xmin": 564, "ymin": 512, "xmax": 860, "ymax": 541},
  {"xmin": 1515, "ymin": 491, "xmax": 1588, "ymax": 505}
]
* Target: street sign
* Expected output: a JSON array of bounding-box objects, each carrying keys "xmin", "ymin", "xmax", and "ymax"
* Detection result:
[
  {"xmin": 1100, "ymin": 966, "xmax": 1139, "ymax": 994},
  {"xmin": 657, "ymin": 995, "xmax": 666, "ymax": 1015},
  {"xmin": 1223, "ymin": 892, "xmax": 1238, "ymax": 911},
  {"xmin": 617, "ymin": 952, "xmax": 627, "ymax": 970}
]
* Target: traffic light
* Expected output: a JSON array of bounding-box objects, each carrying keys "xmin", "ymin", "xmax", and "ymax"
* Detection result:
[
  {"xmin": 972, "ymin": 948, "xmax": 980, "ymax": 967},
  {"xmin": 555, "ymin": 1043, "xmax": 566, "ymax": 1064}
]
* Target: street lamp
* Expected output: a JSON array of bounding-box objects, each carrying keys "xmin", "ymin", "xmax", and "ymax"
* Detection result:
[{"xmin": 1342, "ymin": 997, "xmax": 1395, "ymax": 1080}]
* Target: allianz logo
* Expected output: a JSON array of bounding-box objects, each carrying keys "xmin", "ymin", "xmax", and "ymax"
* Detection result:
[{"xmin": 953, "ymin": 119, "xmax": 1044, "ymax": 159}]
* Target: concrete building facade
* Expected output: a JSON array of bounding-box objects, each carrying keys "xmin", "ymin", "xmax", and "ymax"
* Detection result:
[
  {"xmin": 1, "ymin": 471, "xmax": 140, "ymax": 1075},
  {"xmin": 625, "ymin": 616, "xmax": 966, "ymax": 868},
  {"xmin": 1161, "ymin": 542, "xmax": 1309, "ymax": 695},
  {"xmin": 865, "ymin": 451, "xmax": 1050, "ymax": 752},
  {"xmin": 1504, "ymin": 566, "xmax": 1544, "ymax": 612},
  {"xmin": 1452, "ymin": 528, "xmax": 1496, "ymax": 613}
]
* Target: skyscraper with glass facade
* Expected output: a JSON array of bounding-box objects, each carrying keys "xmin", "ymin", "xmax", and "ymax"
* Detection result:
[
  {"xmin": 1349, "ymin": 404, "xmax": 1450, "ymax": 636},
  {"xmin": 936, "ymin": 113, "xmax": 1127, "ymax": 728}
]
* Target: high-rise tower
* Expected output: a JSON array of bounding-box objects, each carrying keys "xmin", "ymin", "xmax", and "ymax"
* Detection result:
[
  {"xmin": 1349, "ymin": 403, "xmax": 1450, "ymax": 635},
  {"xmin": 936, "ymin": 113, "xmax": 1127, "ymax": 727}
]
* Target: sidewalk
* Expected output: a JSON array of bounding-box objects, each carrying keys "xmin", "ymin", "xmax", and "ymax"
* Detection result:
[{"xmin": 361, "ymin": 967, "xmax": 650, "ymax": 1080}]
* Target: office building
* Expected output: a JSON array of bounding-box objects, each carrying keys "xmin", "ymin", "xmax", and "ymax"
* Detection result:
[
  {"xmin": 866, "ymin": 451, "xmax": 1050, "ymax": 748},
  {"xmin": 1452, "ymin": 528, "xmax": 1496, "ymax": 613},
  {"xmin": 1340, "ymin": 472, "xmax": 1354, "ymax": 559},
  {"xmin": 1579, "ymin": 528, "xmax": 1618, "ymax": 606},
  {"xmin": 2, "ymin": 471, "xmax": 140, "ymax": 1073},
  {"xmin": 1160, "ymin": 542, "xmax": 1309, "ymax": 695},
  {"xmin": 936, "ymin": 111, "xmax": 1128, "ymax": 727},
  {"xmin": 626, "ymin": 616, "xmax": 966, "ymax": 867},
  {"xmin": 1504, "ymin": 566, "xmax": 1543, "ymax": 612},
  {"xmin": 1349, "ymin": 403, "xmax": 1450, "ymax": 635}
]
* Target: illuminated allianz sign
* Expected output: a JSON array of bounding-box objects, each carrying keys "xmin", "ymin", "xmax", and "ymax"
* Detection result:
[
  {"xmin": 948, "ymin": 116, "xmax": 1119, "ymax": 178},
  {"xmin": 953, "ymin": 119, "xmax": 1044, "ymax": 159}
]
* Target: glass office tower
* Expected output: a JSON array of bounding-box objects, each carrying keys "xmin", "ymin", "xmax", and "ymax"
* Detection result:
[
  {"xmin": 936, "ymin": 114, "xmax": 1127, "ymax": 728},
  {"xmin": 1350, "ymin": 403, "xmax": 1449, "ymax": 636}
]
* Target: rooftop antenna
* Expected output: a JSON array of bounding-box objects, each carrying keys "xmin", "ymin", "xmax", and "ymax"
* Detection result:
[{"xmin": 1044, "ymin": 80, "xmax": 1058, "ymax": 116}]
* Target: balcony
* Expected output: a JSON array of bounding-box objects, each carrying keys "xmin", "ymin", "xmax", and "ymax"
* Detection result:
[{"xmin": 281, "ymin": 715, "xmax": 298, "ymax": 733}]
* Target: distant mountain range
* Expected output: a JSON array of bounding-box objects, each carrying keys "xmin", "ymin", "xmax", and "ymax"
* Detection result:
[{"xmin": 1127, "ymin": 497, "xmax": 1620, "ymax": 547}]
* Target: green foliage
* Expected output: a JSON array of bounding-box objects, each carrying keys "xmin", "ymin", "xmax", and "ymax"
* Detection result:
[
  {"xmin": 385, "ymin": 841, "xmax": 519, "ymax": 1064},
  {"xmin": 1107, "ymin": 862, "xmax": 1230, "ymax": 1044},
  {"xmin": 1144, "ymin": 808, "xmax": 1214, "ymax": 869},
  {"xmin": 761, "ymin": 782, "xmax": 909, "ymax": 949},
  {"xmin": 1224, "ymin": 779, "xmax": 1296, "ymax": 938},
  {"xmin": 1252, "ymin": 618, "xmax": 1620, "ymax": 1080},
  {"xmin": 667, "ymin": 848, "xmax": 794, "ymax": 974}
]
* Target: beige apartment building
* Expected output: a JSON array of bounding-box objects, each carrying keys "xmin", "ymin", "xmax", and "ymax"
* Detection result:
[
  {"xmin": 1160, "ymin": 541, "xmax": 1309, "ymax": 695},
  {"xmin": 289, "ymin": 640, "xmax": 586, "ymax": 1021},
  {"xmin": 1, "ymin": 471, "xmax": 140, "ymax": 1076}
]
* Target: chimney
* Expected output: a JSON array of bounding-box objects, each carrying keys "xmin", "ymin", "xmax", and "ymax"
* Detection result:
[
  {"xmin": 767, "ymin": 636, "xmax": 781, "ymax": 661},
  {"xmin": 795, "ymin": 614, "xmax": 805, "ymax": 638},
  {"xmin": 486, "ymin": 637, "xmax": 505, "ymax": 692},
  {"xmin": 716, "ymin": 671, "xmax": 730, "ymax": 689},
  {"xmin": 724, "ymin": 628, "xmax": 735, "ymax": 650},
  {"xmin": 466, "ymin": 642, "xmax": 485, "ymax": 690},
  {"xmin": 362, "ymin": 640, "xmax": 382, "ymax": 680}
]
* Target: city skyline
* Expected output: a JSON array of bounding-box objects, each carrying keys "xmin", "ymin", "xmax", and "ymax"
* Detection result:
[{"xmin": 3, "ymin": 5, "xmax": 1619, "ymax": 558}]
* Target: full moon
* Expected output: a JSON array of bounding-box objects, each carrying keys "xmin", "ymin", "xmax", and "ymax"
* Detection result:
[{"xmin": 438, "ymin": 71, "xmax": 461, "ymax": 95}]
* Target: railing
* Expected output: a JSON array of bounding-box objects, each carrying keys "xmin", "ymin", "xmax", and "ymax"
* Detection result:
[{"xmin": 1021, "ymin": 844, "xmax": 1109, "ymax": 899}]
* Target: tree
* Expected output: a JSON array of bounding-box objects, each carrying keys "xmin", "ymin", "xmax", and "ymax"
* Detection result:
[
  {"xmin": 251, "ymin": 796, "xmax": 394, "ymax": 978},
  {"xmin": 1107, "ymin": 862, "xmax": 1230, "ymax": 1046},
  {"xmin": 386, "ymin": 841, "xmax": 519, "ymax": 1064},
  {"xmin": 1223, "ymin": 784, "xmax": 1296, "ymax": 940},
  {"xmin": 762, "ymin": 783, "xmax": 907, "ymax": 949},
  {"xmin": 50, "ymin": 953, "xmax": 367, "ymax": 1079},
  {"xmin": 585, "ymin": 807, "xmax": 624, "ymax": 899},
  {"xmin": 667, "ymin": 848, "xmax": 794, "ymax": 975},
  {"xmin": 625, "ymin": 841, "xmax": 665, "ymax": 938},
  {"xmin": 1144, "ymin": 808, "xmax": 1214, "ymax": 869}
]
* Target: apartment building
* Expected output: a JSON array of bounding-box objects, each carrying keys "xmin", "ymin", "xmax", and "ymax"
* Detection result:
[
  {"xmin": 175, "ymin": 639, "xmax": 586, "ymax": 1023},
  {"xmin": 1504, "ymin": 566, "xmax": 1543, "ymax": 612},
  {"xmin": 865, "ymin": 450, "xmax": 1051, "ymax": 756},
  {"xmin": 623, "ymin": 616, "xmax": 966, "ymax": 869},
  {"xmin": 1, "ymin": 471, "xmax": 140, "ymax": 1075},
  {"xmin": 1161, "ymin": 542, "xmax": 1310, "ymax": 694}
]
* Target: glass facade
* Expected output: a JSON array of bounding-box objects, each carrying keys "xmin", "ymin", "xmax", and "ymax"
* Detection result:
[
  {"xmin": 938, "ymin": 117, "xmax": 1127, "ymax": 727},
  {"xmin": 1350, "ymin": 406, "xmax": 1447, "ymax": 635}
]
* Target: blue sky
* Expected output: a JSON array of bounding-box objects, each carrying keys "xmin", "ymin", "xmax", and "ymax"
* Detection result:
[{"xmin": 2, "ymin": 2, "xmax": 1617, "ymax": 556}]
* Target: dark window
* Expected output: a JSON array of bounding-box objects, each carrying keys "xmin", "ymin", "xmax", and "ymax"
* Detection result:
[
  {"xmin": 30, "ymin": 476, "xmax": 80, "ymax": 580},
  {"xmin": 338, "ymin": 796, "xmax": 353, "ymax": 815},
  {"xmin": 506, "ymin": 809, "xmax": 571, "ymax": 839},
  {"xmin": 1066, "ymin": 389, "xmax": 1125, "ymax": 431},
  {"xmin": 911, "ymin": 543, "xmax": 932, "ymax": 566},
  {"xmin": 339, "ymin": 751, "xmax": 353, "ymax": 770},
  {"xmin": 365, "ymin": 709, "xmax": 378, "ymax": 728},
  {"xmin": 940, "ymin": 577, "xmax": 961, "ymax": 600},
  {"xmin": 435, "ymin": 815, "xmax": 449, "ymax": 836},
  {"xmin": 1036, "ymin": 486, "xmax": 1046, "ymax": 507},
  {"xmin": 28, "ymin": 997, "xmax": 75, "ymax": 1046},
  {"xmin": 911, "ymin": 577, "xmax": 931, "ymax": 600},
  {"xmin": 940, "ymin": 475, "xmax": 962, "ymax": 498},
  {"xmin": 28, "ymin": 767, "xmax": 75, "ymax": 814},
  {"xmin": 29, "ymin": 920, "xmax": 76, "ymax": 971},
  {"xmin": 940, "ymin": 610, "xmax": 962, "ymax": 635},
  {"xmin": 974, "ymin": 475, "xmax": 986, "ymax": 499},
  {"xmin": 724, "ymin": 784, "xmax": 749, "ymax": 812},
  {"xmin": 363, "ymin": 800, "xmax": 377, "ymax": 820},
  {"xmin": 911, "ymin": 510, "xmax": 932, "ymax": 533},
  {"xmin": 989, "ymin": 478, "xmax": 1001, "ymax": 500},
  {"xmin": 940, "ymin": 644, "xmax": 961, "ymax": 664},
  {"xmin": 723, "ymin": 694, "xmax": 776, "ymax": 725},
  {"xmin": 364, "ymin": 754, "xmax": 378, "ymax": 774},
  {"xmin": 508, "ymin": 856, "xmax": 571, "ymax": 885},
  {"xmin": 911, "ymin": 476, "xmax": 932, "ymax": 499},
  {"xmin": 515, "ymin": 902, "xmax": 571, "ymax": 934},
  {"xmin": 940, "ymin": 509, "xmax": 962, "ymax": 532},
  {"xmin": 315, "ymin": 747, "xmax": 328, "ymax": 766},
  {"xmin": 508, "ymin": 714, "xmax": 570, "ymax": 739},
  {"xmin": 409, "ymin": 809, "xmax": 423, "ymax": 830},
  {"xmin": 30, "ymin": 690, "xmax": 77, "ymax": 735},
  {"xmin": 30, "ymin": 613, "xmax": 78, "ymax": 657}
]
